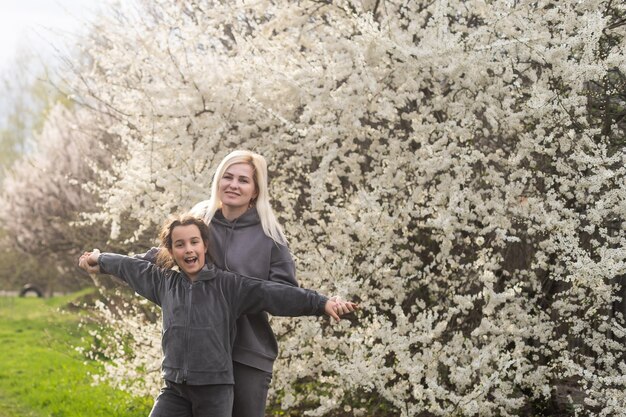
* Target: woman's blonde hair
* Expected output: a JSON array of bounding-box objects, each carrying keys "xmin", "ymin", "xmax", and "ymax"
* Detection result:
[{"xmin": 190, "ymin": 150, "xmax": 287, "ymax": 245}]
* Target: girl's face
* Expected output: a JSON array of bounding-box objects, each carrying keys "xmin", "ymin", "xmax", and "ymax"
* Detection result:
[
  {"xmin": 168, "ymin": 224, "xmax": 206, "ymax": 280},
  {"xmin": 218, "ymin": 162, "xmax": 258, "ymax": 218}
]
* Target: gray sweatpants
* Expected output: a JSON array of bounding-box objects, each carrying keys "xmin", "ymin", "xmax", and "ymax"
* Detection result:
[
  {"xmin": 232, "ymin": 362, "xmax": 273, "ymax": 417},
  {"xmin": 149, "ymin": 380, "xmax": 234, "ymax": 417}
]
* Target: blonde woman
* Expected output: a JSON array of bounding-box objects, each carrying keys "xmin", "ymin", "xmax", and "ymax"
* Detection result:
[{"xmin": 189, "ymin": 150, "xmax": 300, "ymax": 417}]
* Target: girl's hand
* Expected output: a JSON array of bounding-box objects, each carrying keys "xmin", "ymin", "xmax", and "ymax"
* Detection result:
[
  {"xmin": 78, "ymin": 249, "xmax": 101, "ymax": 274},
  {"xmin": 330, "ymin": 295, "xmax": 358, "ymax": 317},
  {"xmin": 324, "ymin": 297, "xmax": 358, "ymax": 321}
]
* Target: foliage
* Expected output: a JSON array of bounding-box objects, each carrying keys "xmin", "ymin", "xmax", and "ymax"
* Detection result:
[
  {"xmin": 0, "ymin": 58, "xmax": 79, "ymax": 292},
  {"xmin": 0, "ymin": 102, "xmax": 153, "ymax": 292},
  {"xmin": 0, "ymin": 53, "xmax": 59, "ymax": 181},
  {"xmin": 0, "ymin": 248, "xmax": 59, "ymax": 294},
  {"xmin": 7, "ymin": 0, "xmax": 626, "ymax": 416}
]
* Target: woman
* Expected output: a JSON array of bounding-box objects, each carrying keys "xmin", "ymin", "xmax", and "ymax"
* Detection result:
[{"xmin": 189, "ymin": 150, "xmax": 349, "ymax": 417}]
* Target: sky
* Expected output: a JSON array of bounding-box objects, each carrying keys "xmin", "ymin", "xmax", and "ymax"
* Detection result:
[
  {"xmin": 0, "ymin": 0, "xmax": 108, "ymax": 75},
  {"xmin": 0, "ymin": 0, "xmax": 115, "ymax": 128}
]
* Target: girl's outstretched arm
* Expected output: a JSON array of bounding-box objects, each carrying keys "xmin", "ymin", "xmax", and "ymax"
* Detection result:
[
  {"xmin": 228, "ymin": 272, "xmax": 359, "ymax": 321},
  {"xmin": 78, "ymin": 250, "xmax": 166, "ymax": 306}
]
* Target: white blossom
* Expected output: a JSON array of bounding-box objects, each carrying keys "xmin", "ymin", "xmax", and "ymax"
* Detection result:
[{"xmin": 50, "ymin": 0, "xmax": 626, "ymax": 415}]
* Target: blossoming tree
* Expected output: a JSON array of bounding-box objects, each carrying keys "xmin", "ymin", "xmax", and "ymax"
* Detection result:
[
  {"xmin": 0, "ymin": 104, "xmax": 126, "ymax": 290},
  {"xmin": 30, "ymin": 0, "xmax": 626, "ymax": 415}
]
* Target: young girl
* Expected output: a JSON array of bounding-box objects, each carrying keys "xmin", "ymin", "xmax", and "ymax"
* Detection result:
[{"xmin": 78, "ymin": 214, "xmax": 356, "ymax": 417}]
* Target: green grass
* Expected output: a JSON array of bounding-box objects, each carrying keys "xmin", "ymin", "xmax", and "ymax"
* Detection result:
[{"xmin": 0, "ymin": 290, "xmax": 153, "ymax": 417}]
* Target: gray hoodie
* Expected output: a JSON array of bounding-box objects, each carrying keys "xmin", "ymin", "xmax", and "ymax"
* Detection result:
[
  {"xmin": 98, "ymin": 252, "xmax": 327, "ymax": 385},
  {"xmin": 209, "ymin": 208, "xmax": 298, "ymax": 372}
]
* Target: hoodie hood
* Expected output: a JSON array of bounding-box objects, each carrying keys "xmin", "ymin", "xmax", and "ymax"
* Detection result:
[
  {"xmin": 194, "ymin": 264, "xmax": 219, "ymax": 282},
  {"xmin": 211, "ymin": 207, "xmax": 261, "ymax": 229}
]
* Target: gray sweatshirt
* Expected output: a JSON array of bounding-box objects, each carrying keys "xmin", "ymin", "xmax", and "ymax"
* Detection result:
[
  {"xmin": 137, "ymin": 208, "xmax": 299, "ymax": 373},
  {"xmin": 209, "ymin": 208, "xmax": 298, "ymax": 372},
  {"xmin": 98, "ymin": 252, "xmax": 327, "ymax": 385}
]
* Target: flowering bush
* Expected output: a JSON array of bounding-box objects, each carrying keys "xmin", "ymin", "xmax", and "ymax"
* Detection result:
[
  {"xmin": 77, "ymin": 288, "xmax": 163, "ymax": 398},
  {"xmin": 12, "ymin": 0, "xmax": 626, "ymax": 415}
]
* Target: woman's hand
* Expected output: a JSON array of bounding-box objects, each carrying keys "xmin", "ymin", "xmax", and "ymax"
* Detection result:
[{"xmin": 78, "ymin": 249, "xmax": 101, "ymax": 274}]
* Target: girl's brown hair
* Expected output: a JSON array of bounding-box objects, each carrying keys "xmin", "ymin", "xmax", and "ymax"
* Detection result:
[{"xmin": 155, "ymin": 214, "xmax": 210, "ymax": 269}]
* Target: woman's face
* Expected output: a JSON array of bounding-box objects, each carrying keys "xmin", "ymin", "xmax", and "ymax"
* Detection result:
[{"xmin": 218, "ymin": 162, "xmax": 258, "ymax": 217}]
